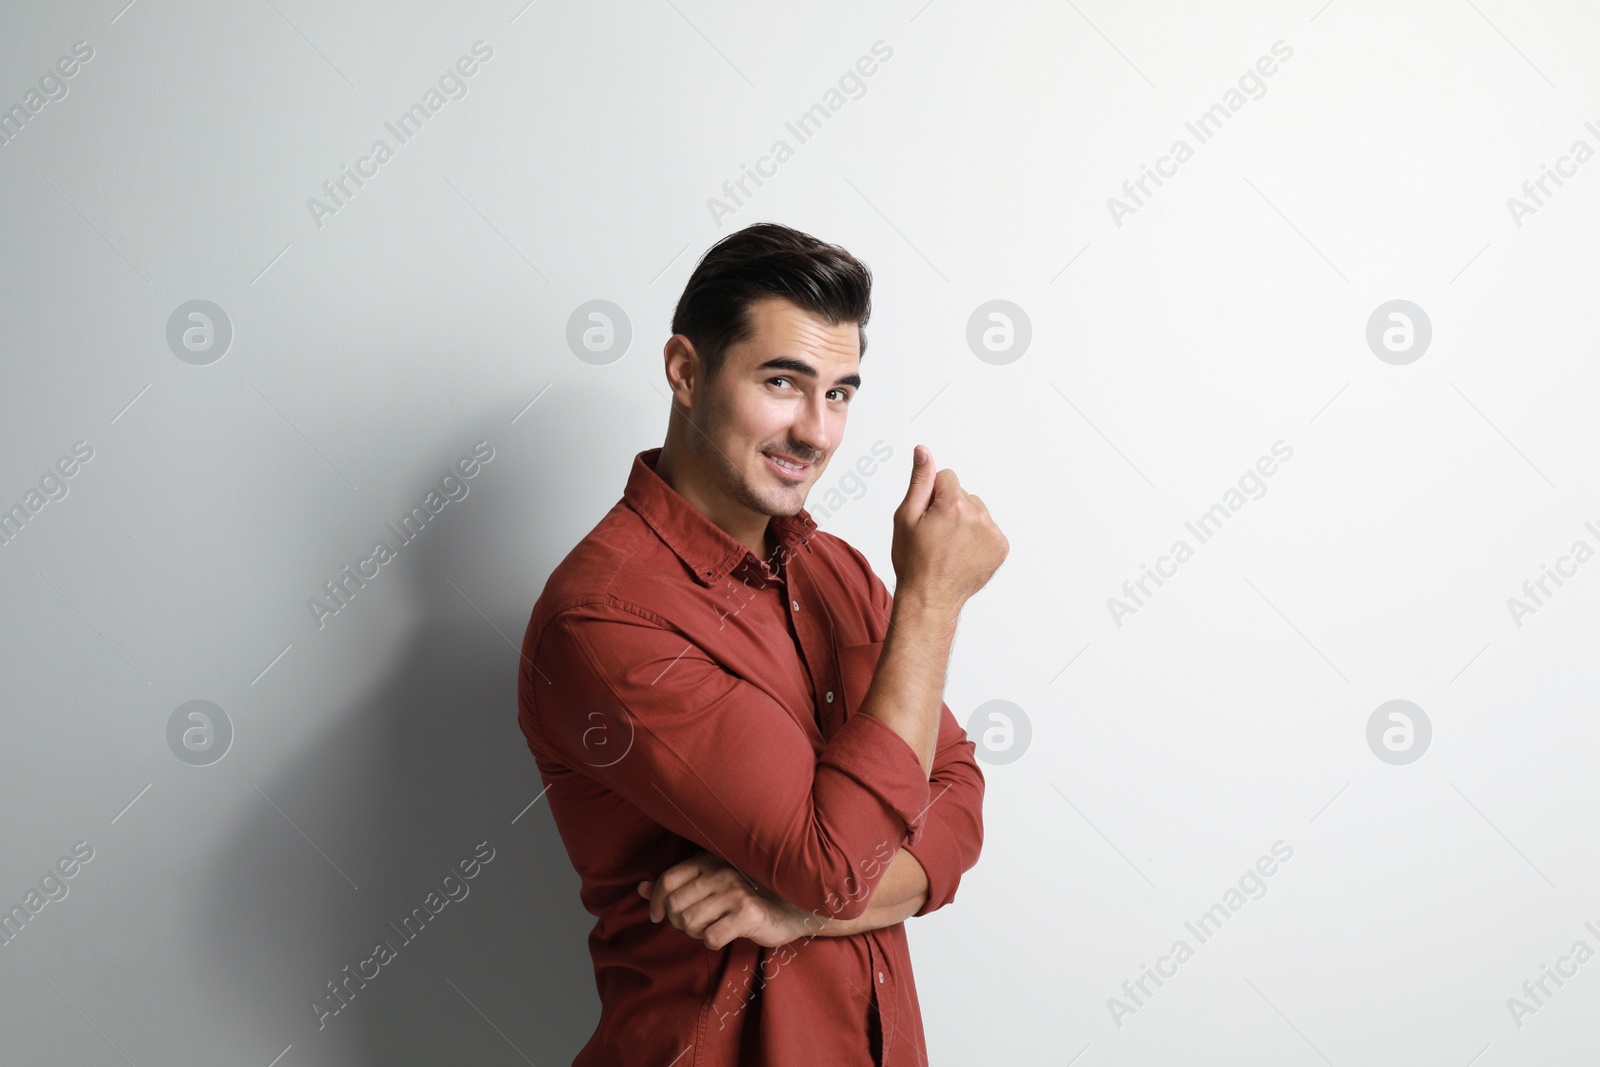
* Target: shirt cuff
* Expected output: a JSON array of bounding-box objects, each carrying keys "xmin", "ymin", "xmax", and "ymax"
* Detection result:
[
  {"xmin": 820, "ymin": 711, "xmax": 931, "ymax": 847},
  {"xmin": 903, "ymin": 801, "xmax": 962, "ymax": 915}
]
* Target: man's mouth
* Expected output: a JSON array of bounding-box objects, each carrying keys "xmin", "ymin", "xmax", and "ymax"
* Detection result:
[{"xmin": 762, "ymin": 451, "xmax": 812, "ymax": 479}]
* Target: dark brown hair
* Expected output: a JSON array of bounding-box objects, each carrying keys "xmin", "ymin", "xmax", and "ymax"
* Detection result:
[{"xmin": 671, "ymin": 222, "xmax": 872, "ymax": 380}]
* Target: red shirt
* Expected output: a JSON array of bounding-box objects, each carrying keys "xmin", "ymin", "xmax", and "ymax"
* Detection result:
[{"xmin": 517, "ymin": 447, "xmax": 984, "ymax": 1066}]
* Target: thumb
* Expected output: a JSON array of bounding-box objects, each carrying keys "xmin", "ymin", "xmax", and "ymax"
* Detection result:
[{"xmin": 901, "ymin": 444, "xmax": 936, "ymax": 518}]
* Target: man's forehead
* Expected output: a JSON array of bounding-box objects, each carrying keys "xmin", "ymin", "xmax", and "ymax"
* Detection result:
[{"xmin": 738, "ymin": 297, "xmax": 860, "ymax": 365}]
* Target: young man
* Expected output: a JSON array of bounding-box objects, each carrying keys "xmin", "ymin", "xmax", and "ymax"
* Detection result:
[{"xmin": 517, "ymin": 223, "xmax": 1008, "ymax": 1065}]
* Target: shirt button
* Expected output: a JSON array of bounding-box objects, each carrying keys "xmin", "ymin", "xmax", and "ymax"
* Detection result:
[
  {"xmin": 877, "ymin": 970, "xmax": 884, "ymax": 984},
  {"xmin": 825, "ymin": 691, "xmax": 834, "ymax": 703},
  {"xmin": 791, "ymin": 599, "xmax": 800, "ymax": 611}
]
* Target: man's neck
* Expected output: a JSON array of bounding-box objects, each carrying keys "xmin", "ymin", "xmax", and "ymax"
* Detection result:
[{"xmin": 654, "ymin": 440, "xmax": 772, "ymax": 561}]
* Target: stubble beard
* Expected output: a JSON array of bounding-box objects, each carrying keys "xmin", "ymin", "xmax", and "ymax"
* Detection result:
[{"xmin": 689, "ymin": 394, "xmax": 805, "ymax": 521}]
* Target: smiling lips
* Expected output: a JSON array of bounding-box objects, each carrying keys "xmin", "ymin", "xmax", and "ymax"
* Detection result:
[{"xmin": 763, "ymin": 451, "xmax": 811, "ymax": 480}]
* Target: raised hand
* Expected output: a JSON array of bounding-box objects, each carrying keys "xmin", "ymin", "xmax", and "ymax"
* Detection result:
[{"xmin": 891, "ymin": 444, "xmax": 1009, "ymax": 613}]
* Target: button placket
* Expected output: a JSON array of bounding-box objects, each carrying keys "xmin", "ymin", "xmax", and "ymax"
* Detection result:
[
  {"xmin": 786, "ymin": 563, "xmax": 834, "ymax": 737},
  {"xmin": 866, "ymin": 934, "xmax": 894, "ymax": 1063}
]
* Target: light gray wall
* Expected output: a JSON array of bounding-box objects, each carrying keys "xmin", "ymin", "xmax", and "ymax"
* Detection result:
[{"xmin": 2, "ymin": 0, "xmax": 1597, "ymax": 1063}]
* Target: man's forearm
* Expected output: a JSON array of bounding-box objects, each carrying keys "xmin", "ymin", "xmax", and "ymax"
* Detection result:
[
  {"xmin": 801, "ymin": 848, "xmax": 929, "ymax": 937},
  {"xmin": 862, "ymin": 591, "xmax": 960, "ymax": 775}
]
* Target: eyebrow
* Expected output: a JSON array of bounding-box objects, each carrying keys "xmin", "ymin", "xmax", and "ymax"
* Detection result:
[{"xmin": 755, "ymin": 356, "xmax": 862, "ymax": 390}]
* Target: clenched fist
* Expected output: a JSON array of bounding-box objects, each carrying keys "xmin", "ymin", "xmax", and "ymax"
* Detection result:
[{"xmin": 891, "ymin": 445, "xmax": 1009, "ymax": 613}]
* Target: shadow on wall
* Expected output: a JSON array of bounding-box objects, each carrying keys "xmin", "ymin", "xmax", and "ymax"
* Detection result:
[{"xmin": 193, "ymin": 412, "xmax": 618, "ymax": 1066}]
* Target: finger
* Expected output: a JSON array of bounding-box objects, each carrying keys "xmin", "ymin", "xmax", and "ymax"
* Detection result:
[
  {"xmin": 923, "ymin": 469, "xmax": 963, "ymax": 517},
  {"xmin": 649, "ymin": 870, "xmax": 694, "ymax": 927},
  {"xmin": 661, "ymin": 873, "xmax": 722, "ymax": 927},
  {"xmin": 678, "ymin": 888, "xmax": 741, "ymax": 940},
  {"xmin": 701, "ymin": 893, "xmax": 779, "ymax": 950},
  {"xmin": 701, "ymin": 907, "xmax": 753, "ymax": 952},
  {"xmin": 899, "ymin": 445, "xmax": 936, "ymax": 520},
  {"xmin": 649, "ymin": 861, "xmax": 706, "ymax": 922}
]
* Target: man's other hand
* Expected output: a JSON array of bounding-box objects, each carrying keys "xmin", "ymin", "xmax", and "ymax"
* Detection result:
[{"xmin": 638, "ymin": 850, "xmax": 813, "ymax": 951}]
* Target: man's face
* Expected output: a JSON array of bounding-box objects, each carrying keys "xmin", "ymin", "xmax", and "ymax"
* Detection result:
[{"xmin": 685, "ymin": 296, "xmax": 861, "ymax": 522}]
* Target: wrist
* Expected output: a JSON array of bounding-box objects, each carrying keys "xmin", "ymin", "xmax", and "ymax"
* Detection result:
[{"xmin": 889, "ymin": 586, "xmax": 961, "ymax": 637}]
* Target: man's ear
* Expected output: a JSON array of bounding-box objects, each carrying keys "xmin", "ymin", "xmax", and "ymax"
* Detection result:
[{"xmin": 664, "ymin": 334, "xmax": 699, "ymax": 410}]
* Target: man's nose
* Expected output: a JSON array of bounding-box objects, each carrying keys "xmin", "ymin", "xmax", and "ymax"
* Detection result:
[{"xmin": 790, "ymin": 400, "xmax": 832, "ymax": 458}]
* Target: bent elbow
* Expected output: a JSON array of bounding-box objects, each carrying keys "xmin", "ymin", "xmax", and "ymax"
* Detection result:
[{"xmin": 777, "ymin": 862, "xmax": 877, "ymax": 924}]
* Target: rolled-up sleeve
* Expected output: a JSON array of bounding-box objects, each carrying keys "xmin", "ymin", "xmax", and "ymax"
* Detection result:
[
  {"xmin": 524, "ymin": 597, "xmax": 932, "ymax": 921},
  {"xmin": 840, "ymin": 546, "xmax": 987, "ymax": 918},
  {"xmin": 903, "ymin": 705, "xmax": 984, "ymax": 915},
  {"xmin": 835, "ymin": 641, "xmax": 984, "ymax": 916}
]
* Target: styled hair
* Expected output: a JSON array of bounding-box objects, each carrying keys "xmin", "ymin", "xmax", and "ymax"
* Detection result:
[{"xmin": 670, "ymin": 222, "xmax": 872, "ymax": 380}]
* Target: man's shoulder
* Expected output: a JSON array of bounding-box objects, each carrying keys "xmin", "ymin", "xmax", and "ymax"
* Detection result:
[{"xmin": 528, "ymin": 500, "xmax": 664, "ymax": 622}]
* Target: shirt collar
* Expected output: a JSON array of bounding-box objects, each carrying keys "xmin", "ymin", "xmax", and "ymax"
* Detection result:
[{"xmin": 623, "ymin": 446, "xmax": 818, "ymax": 588}]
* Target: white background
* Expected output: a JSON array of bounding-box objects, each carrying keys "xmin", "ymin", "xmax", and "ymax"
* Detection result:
[{"xmin": 1, "ymin": 0, "xmax": 1598, "ymax": 1063}]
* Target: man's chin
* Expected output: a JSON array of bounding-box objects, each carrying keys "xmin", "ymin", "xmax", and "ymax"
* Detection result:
[
  {"xmin": 757, "ymin": 492, "xmax": 807, "ymax": 518},
  {"xmin": 747, "ymin": 483, "xmax": 808, "ymax": 519}
]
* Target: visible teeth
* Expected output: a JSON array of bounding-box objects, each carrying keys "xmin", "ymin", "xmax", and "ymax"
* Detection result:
[{"xmin": 769, "ymin": 454, "xmax": 805, "ymax": 470}]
